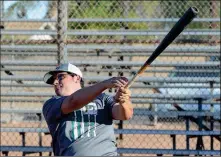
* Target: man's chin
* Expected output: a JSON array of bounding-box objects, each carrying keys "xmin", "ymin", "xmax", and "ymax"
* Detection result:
[{"xmin": 55, "ymin": 90, "xmax": 62, "ymax": 96}]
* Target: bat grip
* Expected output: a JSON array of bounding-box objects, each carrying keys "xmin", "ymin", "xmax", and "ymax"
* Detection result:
[
  {"xmin": 125, "ymin": 73, "xmax": 139, "ymax": 88},
  {"xmin": 125, "ymin": 64, "xmax": 149, "ymax": 88}
]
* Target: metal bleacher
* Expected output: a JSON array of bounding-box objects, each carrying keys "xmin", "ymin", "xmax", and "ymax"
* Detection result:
[{"xmin": 1, "ymin": 16, "xmax": 220, "ymax": 156}]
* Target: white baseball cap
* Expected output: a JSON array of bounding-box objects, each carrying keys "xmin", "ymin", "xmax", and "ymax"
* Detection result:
[{"xmin": 43, "ymin": 63, "xmax": 83, "ymax": 85}]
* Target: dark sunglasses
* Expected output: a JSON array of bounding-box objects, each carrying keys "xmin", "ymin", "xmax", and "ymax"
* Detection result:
[{"xmin": 54, "ymin": 73, "xmax": 76, "ymax": 81}]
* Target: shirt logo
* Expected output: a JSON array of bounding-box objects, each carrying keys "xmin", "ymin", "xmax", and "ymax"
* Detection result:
[{"xmin": 83, "ymin": 102, "xmax": 97, "ymax": 115}]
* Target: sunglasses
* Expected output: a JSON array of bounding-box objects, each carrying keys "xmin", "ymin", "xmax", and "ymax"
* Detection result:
[{"xmin": 54, "ymin": 73, "xmax": 76, "ymax": 81}]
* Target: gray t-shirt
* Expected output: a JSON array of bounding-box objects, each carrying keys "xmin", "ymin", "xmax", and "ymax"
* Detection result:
[{"xmin": 42, "ymin": 93, "xmax": 118, "ymax": 156}]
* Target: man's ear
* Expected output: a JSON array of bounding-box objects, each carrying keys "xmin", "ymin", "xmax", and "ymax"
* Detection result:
[{"xmin": 76, "ymin": 75, "xmax": 81, "ymax": 83}]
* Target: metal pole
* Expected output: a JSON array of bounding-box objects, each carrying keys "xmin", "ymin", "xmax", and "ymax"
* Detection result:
[
  {"xmin": 57, "ymin": 0, "xmax": 68, "ymax": 64},
  {"xmin": 0, "ymin": 0, "xmax": 4, "ymax": 29},
  {"xmin": 196, "ymin": 98, "xmax": 205, "ymax": 154},
  {"xmin": 186, "ymin": 117, "xmax": 190, "ymax": 150},
  {"xmin": 209, "ymin": 81, "xmax": 214, "ymax": 151}
]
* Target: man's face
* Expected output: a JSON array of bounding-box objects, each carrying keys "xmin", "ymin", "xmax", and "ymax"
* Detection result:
[{"xmin": 53, "ymin": 72, "xmax": 77, "ymax": 96}]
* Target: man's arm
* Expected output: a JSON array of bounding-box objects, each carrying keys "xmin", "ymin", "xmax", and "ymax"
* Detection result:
[
  {"xmin": 112, "ymin": 88, "xmax": 133, "ymax": 120},
  {"xmin": 61, "ymin": 77, "xmax": 128, "ymax": 114}
]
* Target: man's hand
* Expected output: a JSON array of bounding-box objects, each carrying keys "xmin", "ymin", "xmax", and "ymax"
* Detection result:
[
  {"xmin": 102, "ymin": 77, "xmax": 128, "ymax": 89},
  {"xmin": 112, "ymin": 87, "xmax": 133, "ymax": 120},
  {"xmin": 114, "ymin": 87, "xmax": 131, "ymax": 103}
]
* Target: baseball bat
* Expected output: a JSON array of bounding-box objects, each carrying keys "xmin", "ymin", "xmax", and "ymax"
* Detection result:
[{"xmin": 125, "ymin": 7, "xmax": 198, "ymax": 88}]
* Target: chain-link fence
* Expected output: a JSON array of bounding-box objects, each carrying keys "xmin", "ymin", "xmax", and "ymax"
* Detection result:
[{"xmin": 1, "ymin": 0, "xmax": 220, "ymax": 156}]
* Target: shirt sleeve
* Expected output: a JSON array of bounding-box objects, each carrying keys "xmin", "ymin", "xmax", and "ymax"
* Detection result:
[
  {"xmin": 103, "ymin": 94, "xmax": 115, "ymax": 119},
  {"xmin": 42, "ymin": 96, "xmax": 67, "ymax": 124}
]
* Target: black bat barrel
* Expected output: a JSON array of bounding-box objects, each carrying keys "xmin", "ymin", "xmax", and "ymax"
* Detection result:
[{"xmin": 144, "ymin": 7, "xmax": 198, "ymax": 66}]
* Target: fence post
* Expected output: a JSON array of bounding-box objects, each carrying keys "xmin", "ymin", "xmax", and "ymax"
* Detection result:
[
  {"xmin": 0, "ymin": 0, "xmax": 4, "ymax": 29},
  {"xmin": 209, "ymin": 81, "xmax": 214, "ymax": 151},
  {"xmin": 195, "ymin": 97, "xmax": 205, "ymax": 152},
  {"xmin": 57, "ymin": 0, "xmax": 68, "ymax": 64}
]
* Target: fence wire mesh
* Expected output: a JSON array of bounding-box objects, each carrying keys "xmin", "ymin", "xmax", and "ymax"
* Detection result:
[{"xmin": 1, "ymin": 0, "xmax": 220, "ymax": 156}]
